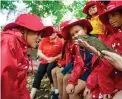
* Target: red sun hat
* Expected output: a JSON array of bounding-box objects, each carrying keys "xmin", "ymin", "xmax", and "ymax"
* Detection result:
[
  {"xmin": 61, "ymin": 19, "xmax": 93, "ymax": 40},
  {"xmin": 99, "ymin": 1, "xmax": 122, "ymax": 25},
  {"xmin": 83, "ymin": 1, "xmax": 96, "ymax": 15},
  {"xmin": 3, "ymin": 13, "xmax": 54, "ymax": 37},
  {"xmin": 60, "ymin": 20, "xmax": 70, "ymax": 30},
  {"xmin": 58, "ymin": 20, "xmax": 70, "ymax": 39}
]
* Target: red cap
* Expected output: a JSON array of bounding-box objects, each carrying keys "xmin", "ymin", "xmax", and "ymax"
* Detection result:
[
  {"xmin": 61, "ymin": 19, "xmax": 93, "ymax": 40},
  {"xmin": 99, "ymin": 1, "xmax": 122, "ymax": 25},
  {"xmin": 83, "ymin": 1, "xmax": 96, "ymax": 15},
  {"xmin": 3, "ymin": 13, "xmax": 54, "ymax": 37}
]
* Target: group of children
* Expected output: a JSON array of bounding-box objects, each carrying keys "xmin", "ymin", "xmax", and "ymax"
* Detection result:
[{"xmin": 1, "ymin": 1, "xmax": 122, "ymax": 99}]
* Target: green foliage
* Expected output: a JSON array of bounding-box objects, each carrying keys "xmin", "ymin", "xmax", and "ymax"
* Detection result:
[
  {"xmin": 1, "ymin": 1, "xmax": 16, "ymax": 10},
  {"xmin": 71, "ymin": 1, "xmax": 86, "ymax": 18},
  {"xmin": 24, "ymin": 1, "xmax": 65, "ymax": 26},
  {"xmin": 24, "ymin": 0, "xmax": 86, "ymax": 26},
  {"xmin": 1, "ymin": 0, "xmax": 86, "ymax": 26}
]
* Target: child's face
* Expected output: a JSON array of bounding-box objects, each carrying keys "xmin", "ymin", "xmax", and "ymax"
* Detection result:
[
  {"xmin": 24, "ymin": 29, "xmax": 40, "ymax": 48},
  {"xmin": 69, "ymin": 25, "xmax": 87, "ymax": 39},
  {"xmin": 88, "ymin": 5, "xmax": 97, "ymax": 16},
  {"xmin": 108, "ymin": 10, "xmax": 122, "ymax": 27},
  {"xmin": 50, "ymin": 33, "xmax": 57, "ymax": 40}
]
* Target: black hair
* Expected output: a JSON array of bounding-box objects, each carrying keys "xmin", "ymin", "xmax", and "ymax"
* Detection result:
[{"xmin": 117, "ymin": 9, "xmax": 122, "ymax": 15}]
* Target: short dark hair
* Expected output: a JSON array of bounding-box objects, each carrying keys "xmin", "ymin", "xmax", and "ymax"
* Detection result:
[{"xmin": 117, "ymin": 9, "xmax": 122, "ymax": 15}]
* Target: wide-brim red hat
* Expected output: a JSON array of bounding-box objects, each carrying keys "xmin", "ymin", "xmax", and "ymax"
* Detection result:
[
  {"xmin": 99, "ymin": 1, "xmax": 122, "ymax": 25},
  {"xmin": 3, "ymin": 13, "xmax": 54, "ymax": 37},
  {"xmin": 40, "ymin": 26, "xmax": 55, "ymax": 37},
  {"xmin": 62, "ymin": 19, "xmax": 93, "ymax": 40},
  {"xmin": 83, "ymin": 1, "xmax": 96, "ymax": 15}
]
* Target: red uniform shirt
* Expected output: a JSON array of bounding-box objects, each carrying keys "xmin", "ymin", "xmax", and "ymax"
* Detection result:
[{"xmin": 39, "ymin": 37, "xmax": 64, "ymax": 64}]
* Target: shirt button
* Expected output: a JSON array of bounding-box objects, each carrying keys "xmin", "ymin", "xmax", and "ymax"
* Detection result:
[
  {"xmin": 118, "ymin": 29, "xmax": 122, "ymax": 32},
  {"xmin": 117, "ymin": 43, "xmax": 120, "ymax": 46},
  {"xmin": 18, "ymin": 63, "xmax": 21, "ymax": 66},
  {"xmin": 93, "ymin": 95, "xmax": 95, "ymax": 98},
  {"xmin": 25, "ymin": 66, "xmax": 28, "ymax": 69},
  {"xmin": 115, "ymin": 72, "xmax": 117, "ymax": 74}
]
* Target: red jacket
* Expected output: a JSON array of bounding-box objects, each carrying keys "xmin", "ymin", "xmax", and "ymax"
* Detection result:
[
  {"xmin": 59, "ymin": 40, "xmax": 84, "ymax": 85},
  {"xmin": 86, "ymin": 29, "xmax": 122, "ymax": 95},
  {"xmin": 1, "ymin": 28, "xmax": 30, "ymax": 99}
]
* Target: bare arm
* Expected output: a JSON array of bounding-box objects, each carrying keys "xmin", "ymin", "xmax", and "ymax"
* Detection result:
[
  {"xmin": 53, "ymin": 53, "xmax": 62, "ymax": 60},
  {"xmin": 37, "ymin": 49, "xmax": 49, "ymax": 60},
  {"xmin": 102, "ymin": 50, "xmax": 122, "ymax": 71}
]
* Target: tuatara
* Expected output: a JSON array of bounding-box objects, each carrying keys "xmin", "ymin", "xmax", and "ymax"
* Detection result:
[{"xmin": 73, "ymin": 35, "xmax": 119, "ymax": 58}]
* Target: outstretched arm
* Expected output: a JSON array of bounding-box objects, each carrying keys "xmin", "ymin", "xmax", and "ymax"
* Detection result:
[{"xmin": 102, "ymin": 50, "xmax": 122, "ymax": 71}]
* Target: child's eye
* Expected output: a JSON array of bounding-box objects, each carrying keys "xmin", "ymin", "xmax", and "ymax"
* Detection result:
[
  {"xmin": 92, "ymin": 6, "xmax": 96, "ymax": 8},
  {"xmin": 76, "ymin": 30, "xmax": 79, "ymax": 33},
  {"xmin": 70, "ymin": 33, "xmax": 74, "ymax": 36}
]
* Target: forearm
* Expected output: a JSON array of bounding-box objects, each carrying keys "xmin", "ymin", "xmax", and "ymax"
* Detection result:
[
  {"xmin": 54, "ymin": 53, "xmax": 62, "ymax": 60},
  {"xmin": 37, "ymin": 49, "xmax": 48, "ymax": 60}
]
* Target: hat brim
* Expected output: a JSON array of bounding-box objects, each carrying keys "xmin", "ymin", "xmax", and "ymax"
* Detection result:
[
  {"xmin": 83, "ymin": 2, "xmax": 96, "ymax": 14},
  {"xmin": 56, "ymin": 31, "xmax": 63, "ymax": 38},
  {"xmin": 62, "ymin": 19, "xmax": 93, "ymax": 40},
  {"xmin": 99, "ymin": 6, "xmax": 122, "ymax": 25},
  {"xmin": 40, "ymin": 26, "xmax": 54, "ymax": 38},
  {"xmin": 3, "ymin": 22, "xmax": 19, "ymax": 31},
  {"xmin": 3, "ymin": 22, "xmax": 54, "ymax": 38}
]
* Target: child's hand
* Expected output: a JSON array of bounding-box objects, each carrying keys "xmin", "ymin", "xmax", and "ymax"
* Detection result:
[
  {"xmin": 58, "ymin": 64, "xmax": 62, "ymax": 68},
  {"xmin": 47, "ymin": 57, "xmax": 56, "ymax": 63},
  {"xmin": 66, "ymin": 84, "xmax": 75, "ymax": 94},
  {"xmin": 103, "ymin": 94, "xmax": 111, "ymax": 99},
  {"xmin": 77, "ymin": 39, "xmax": 101, "ymax": 56},
  {"xmin": 74, "ymin": 39, "xmax": 89, "ymax": 47},
  {"xmin": 83, "ymin": 87, "xmax": 91, "ymax": 97}
]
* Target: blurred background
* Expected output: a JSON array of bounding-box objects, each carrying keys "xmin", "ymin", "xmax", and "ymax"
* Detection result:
[{"xmin": 0, "ymin": 0, "xmax": 87, "ymax": 29}]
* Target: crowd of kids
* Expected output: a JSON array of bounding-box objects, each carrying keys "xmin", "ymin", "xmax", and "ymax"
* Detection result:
[{"xmin": 1, "ymin": 1, "xmax": 122, "ymax": 99}]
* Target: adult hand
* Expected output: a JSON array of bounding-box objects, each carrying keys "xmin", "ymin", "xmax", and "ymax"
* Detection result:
[
  {"xmin": 66, "ymin": 84, "xmax": 75, "ymax": 94},
  {"xmin": 83, "ymin": 87, "xmax": 91, "ymax": 97},
  {"xmin": 102, "ymin": 50, "xmax": 122, "ymax": 71},
  {"xmin": 103, "ymin": 94, "xmax": 111, "ymax": 99}
]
